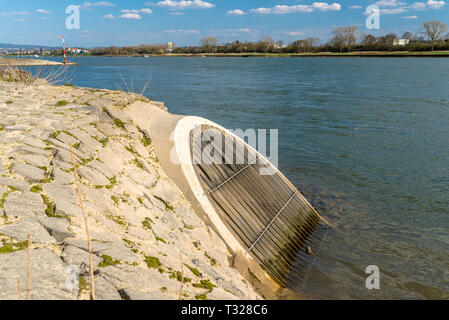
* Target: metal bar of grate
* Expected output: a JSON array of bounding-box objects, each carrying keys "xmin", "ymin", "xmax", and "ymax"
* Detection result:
[
  {"xmin": 207, "ymin": 157, "xmax": 259, "ymax": 195},
  {"xmin": 248, "ymin": 191, "xmax": 297, "ymax": 253}
]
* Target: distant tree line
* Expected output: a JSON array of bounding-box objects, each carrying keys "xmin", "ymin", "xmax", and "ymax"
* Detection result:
[
  {"xmin": 322, "ymin": 20, "xmax": 449, "ymax": 52},
  {"xmin": 89, "ymin": 43, "xmax": 171, "ymax": 56},
  {"xmin": 55, "ymin": 20, "xmax": 449, "ymax": 56}
]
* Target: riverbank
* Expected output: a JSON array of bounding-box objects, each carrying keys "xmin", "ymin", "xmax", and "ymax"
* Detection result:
[
  {"xmin": 153, "ymin": 51, "xmax": 449, "ymax": 57},
  {"xmin": 38, "ymin": 50, "xmax": 449, "ymax": 58},
  {"xmin": 0, "ymin": 72, "xmax": 263, "ymax": 300},
  {"xmin": 0, "ymin": 57, "xmax": 76, "ymax": 66}
]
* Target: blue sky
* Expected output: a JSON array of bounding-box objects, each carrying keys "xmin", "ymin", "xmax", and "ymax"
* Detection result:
[{"xmin": 0, "ymin": 0, "xmax": 448, "ymax": 47}]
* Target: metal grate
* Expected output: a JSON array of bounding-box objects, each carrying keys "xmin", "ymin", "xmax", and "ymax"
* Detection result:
[{"xmin": 191, "ymin": 125, "xmax": 320, "ymax": 287}]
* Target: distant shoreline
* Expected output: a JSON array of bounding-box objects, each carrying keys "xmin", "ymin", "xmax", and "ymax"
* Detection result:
[
  {"xmin": 143, "ymin": 51, "xmax": 449, "ymax": 58},
  {"xmin": 4, "ymin": 51, "xmax": 449, "ymax": 62},
  {"xmin": 32, "ymin": 51, "xmax": 449, "ymax": 58},
  {"xmin": 0, "ymin": 57, "xmax": 76, "ymax": 66}
]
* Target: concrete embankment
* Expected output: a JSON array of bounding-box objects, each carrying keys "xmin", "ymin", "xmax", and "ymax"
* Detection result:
[{"xmin": 0, "ymin": 77, "xmax": 261, "ymax": 300}]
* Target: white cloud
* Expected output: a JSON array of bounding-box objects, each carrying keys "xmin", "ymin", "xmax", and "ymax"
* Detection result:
[
  {"xmin": 227, "ymin": 9, "xmax": 245, "ymax": 16},
  {"xmin": 148, "ymin": 0, "xmax": 215, "ymax": 10},
  {"xmin": 36, "ymin": 9, "xmax": 51, "ymax": 14},
  {"xmin": 120, "ymin": 13, "xmax": 142, "ymax": 19},
  {"xmin": 349, "ymin": 5, "xmax": 363, "ymax": 9},
  {"xmin": 13, "ymin": 18, "xmax": 27, "ymax": 22},
  {"xmin": 369, "ymin": 0, "xmax": 414, "ymax": 14},
  {"xmin": 412, "ymin": 2, "xmax": 427, "ymax": 9},
  {"xmin": 412, "ymin": 0, "xmax": 445, "ymax": 10},
  {"xmin": 284, "ymin": 31, "xmax": 305, "ymax": 36},
  {"xmin": 375, "ymin": 0, "xmax": 407, "ymax": 7},
  {"xmin": 380, "ymin": 7, "xmax": 409, "ymax": 13},
  {"xmin": 402, "ymin": 15, "xmax": 418, "ymax": 18},
  {"xmin": 250, "ymin": 2, "xmax": 341, "ymax": 15},
  {"xmin": 79, "ymin": 1, "xmax": 116, "ymax": 9},
  {"xmin": 234, "ymin": 28, "xmax": 251, "ymax": 32},
  {"xmin": 121, "ymin": 9, "xmax": 153, "ymax": 14},
  {"xmin": 164, "ymin": 29, "xmax": 200, "ymax": 34},
  {"xmin": 218, "ymin": 28, "xmax": 253, "ymax": 33},
  {"xmin": 170, "ymin": 11, "xmax": 184, "ymax": 15},
  {"xmin": 312, "ymin": 2, "xmax": 342, "ymax": 11},
  {"xmin": 427, "ymin": 0, "xmax": 446, "ymax": 8},
  {"xmin": 102, "ymin": 14, "xmax": 115, "ymax": 19},
  {"xmin": 0, "ymin": 11, "xmax": 30, "ymax": 17}
]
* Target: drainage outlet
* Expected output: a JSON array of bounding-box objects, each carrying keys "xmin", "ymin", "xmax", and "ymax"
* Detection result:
[{"xmin": 168, "ymin": 117, "xmax": 321, "ymax": 287}]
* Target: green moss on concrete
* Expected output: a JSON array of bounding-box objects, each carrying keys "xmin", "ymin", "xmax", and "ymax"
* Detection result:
[
  {"xmin": 0, "ymin": 239, "xmax": 29, "ymax": 254},
  {"xmin": 93, "ymin": 136, "xmax": 109, "ymax": 147},
  {"xmin": 30, "ymin": 185, "xmax": 43, "ymax": 193},
  {"xmin": 192, "ymin": 280, "xmax": 217, "ymax": 291},
  {"xmin": 41, "ymin": 194, "xmax": 64, "ymax": 218},
  {"xmin": 132, "ymin": 158, "xmax": 145, "ymax": 170},
  {"xmin": 144, "ymin": 256, "xmax": 162, "ymax": 269},
  {"xmin": 184, "ymin": 264, "xmax": 202, "ymax": 278},
  {"xmin": 111, "ymin": 195, "xmax": 120, "ymax": 205},
  {"xmin": 142, "ymin": 218, "xmax": 153, "ymax": 231},
  {"xmin": 56, "ymin": 100, "xmax": 68, "ymax": 107},
  {"xmin": 113, "ymin": 118, "xmax": 126, "ymax": 130},
  {"xmin": 99, "ymin": 255, "xmax": 121, "ymax": 268},
  {"xmin": 205, "ymin": 253, "xmax": 217, "ymax": 266},
  {"xmin": 195, "ymin": 293, "xmax": 208, "ymax": 300},
  {"xmin": 0, "ymin": 187, "xmax": 19, "ymax": 209},
  {"xmin": 154, "ymin": 196, "xmax": 174, "ymax": 212},
  {"xmin": 155, "ymin": 237, "xmax": 167, "ymax": 244},
  {"xmin": 106, "ymin": 214, "xmax": 128, "ymax": 228}
]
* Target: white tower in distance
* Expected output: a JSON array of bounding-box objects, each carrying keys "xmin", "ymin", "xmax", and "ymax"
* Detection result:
[{"xmin": 167, "ymin": 42, "xmax": 174, "ymax": 53}]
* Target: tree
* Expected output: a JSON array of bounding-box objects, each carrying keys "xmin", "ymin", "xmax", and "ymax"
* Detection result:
[
  {"xmin": 361, "ymin": 33, "xmax": 376, "ymax": 48},
  {"xmin": 256, "ymin": 36, "xmax": 275, "ymax": 52},
  {"xmin": 421, "ymin": 20, "xmax": 448, "ymax": 51},
  {"xmin": 260, "ymin": 36, "xmax": 275, "ymax": 47},
  {"xmin": 330, "ymin": 26, "xmax": 357, "ymax": 52},
  {"xmin": 385, "ymin": 33, "xmax": 397, "ymax": 49},
  {"xmin": 275, "ymin": 40, "xmax": 285, "ymax": 49},
  {"xmin": 200, "ymin": 37, "xmax": 219, "ymax": 53},
  {"xmin": 402, "ymin": 31, "xmax": 412, "ymax": 40}
]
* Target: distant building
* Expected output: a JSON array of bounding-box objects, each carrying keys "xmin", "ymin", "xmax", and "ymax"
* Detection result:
[
  {"xmin": 274, "ymin": 44, "xmax": 287, "ymax": 49},
  {"xmin": 167, "ymin": 42, "xmax": 174, "ymax": 53},
  {"xmin": 68, "ymin": 48, "xmax": 89, "ymax": 54},
  {"xmin": 393, "ymin": 39, "xmax": 410, "ymax": 46}
]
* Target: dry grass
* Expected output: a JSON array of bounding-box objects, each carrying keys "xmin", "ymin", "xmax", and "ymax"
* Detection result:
[
  {"xmin": 0, "ymin": 66, "xmax": 35, "ymax": 83},
  {"xmin": 178, "ymin": 254, "xmax": 184, "ymax": 300},
  {"xmin": 17, "ymin": 280, "xmax": 22, "ymax": 300},
  {"xmin": 70, "ymin": 144, "xmax": 96, "ymax": 300},
  {"xmin": 34, "ymin": 65, "xmax": 74, "ymax": 85},
  {"xmin": 114, "ymin": 72, "xmax": 152, "ymax": 96},
  {"xmin": 26, "ymin": 234, "xmax": 31, "ymax": 300},
  {"xmin": 0, "ymin": 65, "xmax": 74, "ymax": 85}
]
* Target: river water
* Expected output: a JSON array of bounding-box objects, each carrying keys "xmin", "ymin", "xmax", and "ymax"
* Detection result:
[{"xmin": 30, "ymin": 57, "xmax": 449, "ymax": 299}]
